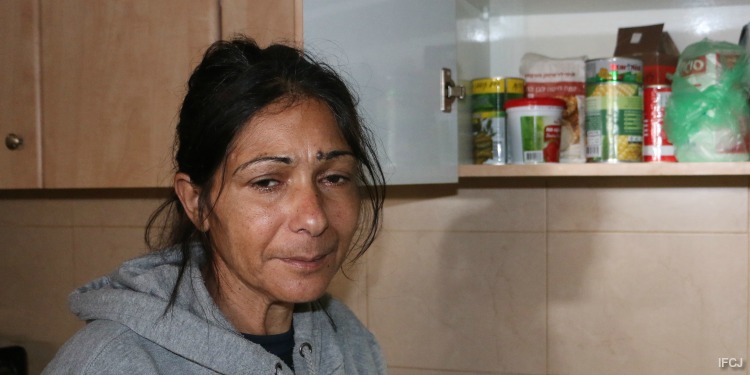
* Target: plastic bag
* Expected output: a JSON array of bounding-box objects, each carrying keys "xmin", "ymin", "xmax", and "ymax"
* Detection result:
[{"xmin": 664, "ymin": 38, "xmax": 750, "ymax": 162}]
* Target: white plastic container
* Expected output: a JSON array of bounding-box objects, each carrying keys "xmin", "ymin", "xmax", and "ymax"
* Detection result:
[{"xmin": 505, "ymin": 98, "xmax": 566, "ymax": 164}]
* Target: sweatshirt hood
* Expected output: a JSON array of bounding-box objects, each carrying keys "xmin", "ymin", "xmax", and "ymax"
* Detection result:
[{"xmin": 68, "ymin": 245, "xmax": 340, "ymax": 374}]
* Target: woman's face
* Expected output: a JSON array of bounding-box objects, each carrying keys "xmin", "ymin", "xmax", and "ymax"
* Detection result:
[{"xmin": 205, "ymin": 98, "xmax": 361, "ymax": 305}]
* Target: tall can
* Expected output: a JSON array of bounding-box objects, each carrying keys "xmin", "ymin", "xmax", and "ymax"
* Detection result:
[
  {"xmin": 643, "ymin": 85, "xmax": 676, "ymax": 162},
  {"xmin": 471, "ymin": 77, "xmax": 525, "ymax": 164},
  {"xmin": 585, "ymin": 57, "xmax": 644, "ymax": 163}
]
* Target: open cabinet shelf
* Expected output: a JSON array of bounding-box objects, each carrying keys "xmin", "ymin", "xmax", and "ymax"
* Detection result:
[
  {"xmin": 459, "ymin": 162, "xmax": 750, "ymax": 177},
  {"xmin": 455, "ymin": 0, "xmax": 750, "ymax": 181}
]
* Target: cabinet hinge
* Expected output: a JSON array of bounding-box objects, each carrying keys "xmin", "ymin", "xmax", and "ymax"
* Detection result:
[{"xmin": 441, "ymin": 68, "xmax": 465, "ymax": 113}]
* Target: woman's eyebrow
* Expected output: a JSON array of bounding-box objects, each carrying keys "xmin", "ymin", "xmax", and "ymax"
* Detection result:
[
  {"xmin": 317, "ymin": 150, "xmax": 355, "ymax": 161},
  {"xmin": 233, "ymin": 150, "xmax": 354, "ymax": 175},
  {"xmin": 233, "ymin": 156, "xmax": 292, "ymax": 175}
]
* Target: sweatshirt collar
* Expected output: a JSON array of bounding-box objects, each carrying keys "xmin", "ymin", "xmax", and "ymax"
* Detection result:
[{"xmin": 69, "ymin": 245, "xmax": 344, "ymax": 374}]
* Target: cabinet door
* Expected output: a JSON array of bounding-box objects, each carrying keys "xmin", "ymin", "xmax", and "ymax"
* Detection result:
[
  {"xmin": 41, "ymin": 0, "xmax": 219, "ymax": 188},
  {"xmin": 304, "ymin": 0, "xmax": 459, "ymax": 184},
  {"xmin": 221, "ymin": 0, "xmax": 301, "ymax": 46},
  {"xmin": 0, "ymin": 0, "xmax": 42, "ymax": 189}
]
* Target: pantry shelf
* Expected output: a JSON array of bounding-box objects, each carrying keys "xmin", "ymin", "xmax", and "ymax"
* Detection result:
[{"xmin": 458, "ymin": 162, "xmax": 750, "ymax": 177}]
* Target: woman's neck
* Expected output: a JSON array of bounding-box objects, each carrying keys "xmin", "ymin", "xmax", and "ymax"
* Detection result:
[{"xmin": 203, "ymin": 264, "xmax": 294, "ymax": 335}]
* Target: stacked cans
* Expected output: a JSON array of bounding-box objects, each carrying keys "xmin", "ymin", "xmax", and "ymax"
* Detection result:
[
  {"xmin": 584, "ymin": 57, "xmax": 644, "ymax": 163},
  {"xmin": 471, "ymin": 77, "xmax": 525, "ymax": 164}
]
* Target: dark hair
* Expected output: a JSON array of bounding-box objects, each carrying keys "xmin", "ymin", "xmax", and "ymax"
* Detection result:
[{"xmin": 145, "ymin": 35, "xmax": 385, "ymax": 306}]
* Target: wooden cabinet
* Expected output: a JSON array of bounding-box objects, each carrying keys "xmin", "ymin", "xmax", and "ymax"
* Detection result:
[
  {"xmin": 221, "ymin": 0, "xmax": 301, "ymax": 47},
  {"xmin": 6, "ymin": 0, "xmax": 745, "ymax": 188},
  {"xmin": 0, "ymin": 0, "xmax": 42, "ymax": 189},
  {"xmin": 0, "ymin": 0, "xmax": 298, "ymax": 189},
  {"xmin": 41, "ymin": 0, "xmax": 220, "ymax": 188}
]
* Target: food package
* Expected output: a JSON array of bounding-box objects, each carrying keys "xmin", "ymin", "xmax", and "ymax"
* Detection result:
[
  {"xmin": 664, "ymin": 38, "xmax": 750, "ymax": 162},
  {"xmin": 520, "ymin": 53, "xmax": 586, "ymax": 163},
  {"xmin": 614, "ymin": 23, "xmax": 680, "ymax": 85}
]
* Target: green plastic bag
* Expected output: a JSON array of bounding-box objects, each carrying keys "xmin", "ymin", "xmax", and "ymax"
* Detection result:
[{"xmin": 664, "ymin": 39, "xmax": 750, "ymax": 162}]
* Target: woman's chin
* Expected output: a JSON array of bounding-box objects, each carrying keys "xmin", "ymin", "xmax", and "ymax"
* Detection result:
[{"xmin": 277, "ymin": 280, "xmax": 332, "ymax": 304}]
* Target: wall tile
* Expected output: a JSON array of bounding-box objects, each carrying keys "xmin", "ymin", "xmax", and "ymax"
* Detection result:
[
  {"xmin": 1, "ymin": 180, "xmax": 749, "ymax": 375},
  {"xmin": 328, "ymin": 257, "xmax": 368, "ymax": 324},
  {"xmin": 0, "ymin": 227, "xmax": 80, "ymax": 374},
  {"xmin": 367, "ymin": 231, "xmax": 546, "ymax": 374},
  {"xmin": 548, "ymin": 232, "xmax": 747, "ymax": 375},
  {"xmin": 0, "ymin": 198, "xmax": 75, "ymax": 227},
  {"xmin": 0, "ymin": 189, "xmax": 170, "ymax": 228},
  {"xmin": 72, "ymin": 195, "xmax": 167, "ymax": 227},
  {"xmin": 548, "ymin": 177, "xmax": 748, "ymax": 233},
  {"xmin": 384, "ymin": 179, "xmax": 546, "ymax": 233},
  {"xmin": 388, "ymin": 368, "xmax": 534, "ymax": 375},
  {"xmin": 72, "ymin": 227, "xmax": 150, "ymax": 287}
]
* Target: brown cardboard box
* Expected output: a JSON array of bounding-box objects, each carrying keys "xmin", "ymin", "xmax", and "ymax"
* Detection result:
[{"xmin": 614, "ymin": 23, "xmax": 680, "ymax": 85}]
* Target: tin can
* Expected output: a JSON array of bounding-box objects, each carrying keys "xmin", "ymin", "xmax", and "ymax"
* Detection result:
[
  {"xmin": 471, "ymin": 77, "xmax": 525, "ymax": 164},
  {"xmin": 643, "ymin": 85, "xmax": 676, "ymax": 162},
  {"xmin": 585, "ymin": 57, "xmax": 644, "ymax": 162},
  {"xmin": 505, "ymin": 98, "xmax": 565, "ymax": 164}
]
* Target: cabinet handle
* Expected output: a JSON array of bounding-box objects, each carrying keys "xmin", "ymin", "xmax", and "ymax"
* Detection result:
[{"xmin": 5, "ymin": 133, "xmax": 23, "ymax": 150}]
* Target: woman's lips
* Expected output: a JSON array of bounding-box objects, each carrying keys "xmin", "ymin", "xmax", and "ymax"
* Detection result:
[{"xmin": 278, "ymin": 251, "xmax": 333, "ymax": 271}]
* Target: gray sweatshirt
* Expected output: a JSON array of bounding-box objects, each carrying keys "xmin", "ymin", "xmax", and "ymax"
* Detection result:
[{"xmin": 42, "ymin": 245, "xmax": 387, "ymax": 374}]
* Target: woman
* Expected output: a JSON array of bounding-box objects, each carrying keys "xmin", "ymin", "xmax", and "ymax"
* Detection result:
[{"xmin": 43, "ymin": 36, "xmax": 387, "ymax": 374}]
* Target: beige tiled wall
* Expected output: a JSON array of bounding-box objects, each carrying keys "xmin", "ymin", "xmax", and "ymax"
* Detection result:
[
  {"xmin": 0, "ymin": 189, "xmax": 167, "ymax": 375},
  {"xmin": 1, "ymin": 177, "xmax": 748, "ymax": 375}
]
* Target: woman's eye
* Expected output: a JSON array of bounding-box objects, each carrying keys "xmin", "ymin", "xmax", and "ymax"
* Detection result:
[
  {"xmin": 252, "ymin": 178, "xmax": 280, "ymax": 191},
  {"xmin": 322, "ymin": 174, "xmax": 350, "ymax": 185}
]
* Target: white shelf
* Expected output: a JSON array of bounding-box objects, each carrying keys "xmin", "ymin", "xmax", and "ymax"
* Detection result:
[
  {"xmin": 489, "ymin": 0, "xmax": 749, "ymax": 15},
  {"xmin": 459, "ymin": 162, "xmax": 750, "ymax": 177}
]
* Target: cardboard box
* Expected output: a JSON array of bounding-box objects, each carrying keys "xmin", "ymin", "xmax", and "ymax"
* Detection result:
[{"xmin": 614, "ymin": 23, "xmax": 680, "ymax": 85}]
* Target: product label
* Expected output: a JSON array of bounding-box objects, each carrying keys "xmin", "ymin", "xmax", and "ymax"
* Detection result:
[
  {"xmin": 680, "ymin": 54, "xmax": 715, "ymax": 90},
  {"xmin": 518, "ymin": 116, "xmax": 561, "ymax": 163},
  {"xmin": 643, "ymin": 86, "xmax": 676, "ymax": 162},
  {"xmin": 586, "ymin": 59, "xmax": 643, "ymax": 84},
  {"xmin": 472, "ymin": 111, "xmax": 506, "ymax": 164},
  {"xmin": 585, "ymin": 94, "xmax": 644, "ymax": 162},
  {"xmin": 525, "ymin": 82, "xmax": 586, "ymax": 97},
  {"xmin": 471, "ymin": 92, "xmax": 523, "ymax": 112}
]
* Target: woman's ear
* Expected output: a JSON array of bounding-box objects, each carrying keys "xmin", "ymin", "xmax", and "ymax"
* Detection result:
[{"xmin": 174, "ymin": 172, "xmax": 209, "ymax": 232}]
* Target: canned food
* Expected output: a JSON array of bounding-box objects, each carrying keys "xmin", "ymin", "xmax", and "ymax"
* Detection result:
[
  {"xmin": 585, "ymin": 57, "xmax": 643, "ymax": 84},
  {"xmin": 505, "ymin": 98, "xmax": 565, "ymax": 164},
  {"xmin": 585, "ymin": 57, "xmax": 644, "ymax": 162},
  {"xmin": 471, "ymin": 77, "xmax": 525, "ymax": 164},
  {"xmin": 643, "ymin": 85, "xmax": 676, "ymax": 162}
]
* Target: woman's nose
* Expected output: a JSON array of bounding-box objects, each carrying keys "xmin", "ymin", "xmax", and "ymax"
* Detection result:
[{"xmin": 289, "ymin": 183, "xmax": 329, "ymax": 237}]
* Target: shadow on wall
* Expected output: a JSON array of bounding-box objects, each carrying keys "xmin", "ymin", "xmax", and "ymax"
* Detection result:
[
  {"xmin": 544, "ymin": 176, "xmax": 749, "ymax": 375},
  {"xmin": 365, "ymin": 178, "xmax": 598, "ymax": 374}
]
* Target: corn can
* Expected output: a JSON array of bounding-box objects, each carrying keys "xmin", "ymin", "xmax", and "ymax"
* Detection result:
[
  {"xmin": 643, "ymin": 85, "xmax": 676, "ymax": 162},
  {"xmin": 471, "ymin": 77, "xmax": 525, "ymax": 164},
  {"xmin": 585, "ymin": 57, "xmax": 644, "ymax": 162}
]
